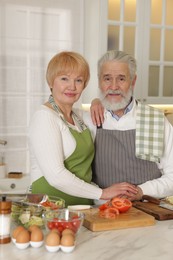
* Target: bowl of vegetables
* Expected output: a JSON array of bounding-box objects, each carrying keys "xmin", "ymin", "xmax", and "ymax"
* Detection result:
[
  {"xmin": 11, "ymin": 195, "xmax": 65, "ymax": 229},
  {"xmin": 43, "ymin": 208, "xmax": 84, "ymax": 235}
]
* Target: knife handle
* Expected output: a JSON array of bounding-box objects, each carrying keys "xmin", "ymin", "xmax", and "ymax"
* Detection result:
[{"xmin": 142, "ymin": 195, "xmax": 160, "ymax": 205}]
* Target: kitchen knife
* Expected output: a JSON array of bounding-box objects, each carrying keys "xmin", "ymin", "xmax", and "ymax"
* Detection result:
[{"xmin": 142, "ymin": 195, "xmax": 173, "ymax": 211}]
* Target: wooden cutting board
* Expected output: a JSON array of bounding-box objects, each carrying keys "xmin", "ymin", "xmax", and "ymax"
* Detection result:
[
  {"xmin": 82, "ymin": 207, "xmax": 155, "ymax": 231},
  {"xmin": 133, "ymin": 201, "xmax": 173, "ymax": 220}
]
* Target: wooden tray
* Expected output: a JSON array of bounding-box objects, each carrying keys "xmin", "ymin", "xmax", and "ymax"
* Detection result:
[{"xmin": 82, "ymin": 207, "xmax": 155, "ymax": 231}]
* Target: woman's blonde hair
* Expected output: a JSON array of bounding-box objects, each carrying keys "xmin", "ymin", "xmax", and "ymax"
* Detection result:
[{"xmin": 46, "ymin": 51, "xmax": 90, "ymax": 88}]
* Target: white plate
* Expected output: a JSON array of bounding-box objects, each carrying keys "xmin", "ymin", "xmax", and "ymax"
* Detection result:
[{"xmin": 68, "ymin": 205, "xmax": 91, "ymax": 210}]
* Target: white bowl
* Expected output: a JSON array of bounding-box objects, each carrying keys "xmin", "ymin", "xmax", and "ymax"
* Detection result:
[
  {"xmin": 68, "ymin": 205, "xmax": 91, "ymax": 210},
  {"xmin": 12, "ymin": 238, "xmax": 16, "ymax": 244},
  {"xmin": 30, "ymin": 240, "xmax": 44, "ymax": 248},
  {"xmin": 61, "ymin": 245, "xmax": 75, "ymax": 253},
  {"xmin": 15, "ymin": 242, "xmax": 30, "ymax": 249},
  {"xmin": 45, "ymin": 245, "xmax": 60, "ymax": 253}
]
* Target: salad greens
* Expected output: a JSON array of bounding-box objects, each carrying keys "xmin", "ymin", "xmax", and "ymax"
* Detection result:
[
  {"xmin": 11, "ymin": 204, "xmax": 44, "ymax": 229},
  {"xmin": 11, "ymin": 195, "xmax": 65, "ymax": 229}
]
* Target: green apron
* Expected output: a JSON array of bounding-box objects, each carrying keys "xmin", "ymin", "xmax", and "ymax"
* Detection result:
[{"xmin": 32, "ymin": 127, "xmax": 94, "ymax": 207}]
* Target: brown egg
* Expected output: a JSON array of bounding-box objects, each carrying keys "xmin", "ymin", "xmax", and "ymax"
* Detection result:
[
  {"xmin": 60, "ymin": 234, "xmax": 75, "ymax": 247},
  {"xmin": 50, "ymin": 228, "xmax": 61, "ymax": 236},
  {"xmin": 16, "ymin": 229, "xmax": 30, "ymax": 243},
  {"xmin": 12, "ymin": 226, "xmax": 25, "ymax": 239},
  {"xmin": 30, "ymin": 228, "xmax": 44, "ymax": 242},
  {"xmin": 62, "ymin": 228, "xmax": 75, "ymax": 237},
  {"xmin": 28, "ymin": 225, "xmax": 40, "ymax": 232},
  {"xmin": 45, "ymin": 232, "xmax": 60, "ymax": 246}
]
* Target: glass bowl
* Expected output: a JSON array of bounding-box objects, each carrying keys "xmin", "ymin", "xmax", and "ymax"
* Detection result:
[
  {"xmin": 43, "ymin": 208, "xmax": 85, "ymax": 235},
  {"xmin": 39, "ymin": 195, "xmax": 65, "ymax": 210},
  {"xmin": 11, "ymin": 195, "xmax": 65, "ymax": 229},
  {"xmin": 11, "ymin": 204, "xmax": 45, "ymax": 229}
]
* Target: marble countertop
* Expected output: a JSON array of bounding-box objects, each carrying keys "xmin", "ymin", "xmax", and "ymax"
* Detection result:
[{"xmin": 1, "ymin": 220, "xmax": 173, "ymax": 260}]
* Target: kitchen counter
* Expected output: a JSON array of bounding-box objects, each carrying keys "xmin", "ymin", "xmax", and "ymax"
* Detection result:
[{"xmin": 1, "ymin": 220, "xmax": 173, "ymax": 260}]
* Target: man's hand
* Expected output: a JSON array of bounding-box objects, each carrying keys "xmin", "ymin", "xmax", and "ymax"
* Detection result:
[
  {"xmin": 127, "ymin": 186, "xmax": 143, "ymax": 201},
  {"xmin": 101, "ymin": 182, "xmax": 138, "ymax": 200},
  {"xmin": 90, "ymin": 98, "xmax": 104, "ymax": 126}
]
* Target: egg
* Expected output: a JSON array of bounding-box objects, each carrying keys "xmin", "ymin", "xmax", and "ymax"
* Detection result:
[
  {"xmin": 12, "ymin": 226, "xmax": 25, "ymax": 239},
  {"xmin": 28, "ymin": 225, "xmax": 40, "ymax": 232},
  {"xmin": 60, "ymin": 234, "xmax": 75, "ymax": 247},
  {"xmin": 62, "ymin": 228, "xmax": 75, "ymax": 237},
  {"xmin": 45, "ymin": 232, "xmax": 60, "ymax": 246},
  {"xmin": 30, "ymin": 228, "xmax": 44, "ymax": 242},
  {"xmin": 50, "ymin": 228, "xmax": 61, "ymax": 236},
  {"xmin": 16, "ymin": 229, "xmax": 30, "ymax": 243}
]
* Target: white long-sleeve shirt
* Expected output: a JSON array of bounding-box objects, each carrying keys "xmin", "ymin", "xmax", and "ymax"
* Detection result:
[
  {"xmin": 82, "ymin": 101, "xmax": 173, "ymax": 198},
  {"xmin": 28, "ymin": 105, "xmax": 102, "ymax": 200}
]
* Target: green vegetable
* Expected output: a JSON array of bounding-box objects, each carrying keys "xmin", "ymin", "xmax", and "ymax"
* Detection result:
[{"xmin": 11, "ymin": 204, "xmax": 44, "ymax": 229}]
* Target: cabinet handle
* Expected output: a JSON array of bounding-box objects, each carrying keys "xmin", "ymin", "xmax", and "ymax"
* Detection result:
[{"xmin": 10, "ymin": 183, "xmax": 16, "ymax": 189}]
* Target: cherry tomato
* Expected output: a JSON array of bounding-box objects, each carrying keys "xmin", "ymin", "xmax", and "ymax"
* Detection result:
[
  {"xmin": 53, "ymin": 221, "xmax": 60, "ymax": 229},
  {"xmin": 63, "ymin": 221, "xmax": 74, "ymax": 230},
  {"xmin": 47, "ymin": 221, "xmax": 54, "ymax": 230},
  {"xmin": 72, "ymin": 215, "xmax": 81, "ymax": 232}
]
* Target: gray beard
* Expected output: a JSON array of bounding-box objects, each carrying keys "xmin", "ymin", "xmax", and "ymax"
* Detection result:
[{"xmin": 100, "ymin": 87, "xmax": 133, "ymax": 111}]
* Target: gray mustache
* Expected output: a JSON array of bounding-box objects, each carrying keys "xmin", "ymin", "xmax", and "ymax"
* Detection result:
[{"xmin": 106, "ymin": 90, "xmax": 124, "ymax": 96}]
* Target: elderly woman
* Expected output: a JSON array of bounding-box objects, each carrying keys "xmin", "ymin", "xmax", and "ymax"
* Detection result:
[{"xmin": 28, "ymin": 51, "xmax": 137, "ymax": 206}]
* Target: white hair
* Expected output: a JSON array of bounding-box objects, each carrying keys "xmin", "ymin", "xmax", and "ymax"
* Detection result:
[{"xmin": 98, "ymin": 50, "xmax": 137, "ymax": 80}]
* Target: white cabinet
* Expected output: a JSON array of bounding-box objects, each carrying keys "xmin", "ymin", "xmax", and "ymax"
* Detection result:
[
  {"xmin": 104, "ymin": 0, "xmax": 173, "ymax": 105},
  {"xmin": 0, "ymin": 175, "xmax": 30, "ymax": 193}
]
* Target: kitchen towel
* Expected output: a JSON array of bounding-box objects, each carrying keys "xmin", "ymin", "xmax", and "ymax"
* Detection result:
[{"xmin": 135, "ymin": 102, "xmax": 164, "ymax": 163}]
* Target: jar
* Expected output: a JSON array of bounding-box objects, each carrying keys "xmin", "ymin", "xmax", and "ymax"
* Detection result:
[{"xmin": 0, "ymin": 196, "xmax": 12, "ymax": 244}]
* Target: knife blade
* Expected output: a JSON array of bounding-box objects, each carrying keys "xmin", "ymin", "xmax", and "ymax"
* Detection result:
[{"xmin": 142, "ymin": 195, "xmax": 173, "ymax": 211}]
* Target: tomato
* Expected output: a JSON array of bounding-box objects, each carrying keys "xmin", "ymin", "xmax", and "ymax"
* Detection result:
[
  {"xmin": 63, "ymin": 221, "xmax": 74, "ymax": 230},
  {"xmin": 72, "ymin": 216, "xmax": 80, "ymax": 232},
  {"xmin": 57, "ymin": 226, "xmax": 64, "ymax": 233},
  {"xmin": 98, "ymin": 197, "xmax": 132, "ymax": 219},
  {"xmin": 54, "ymin": 221, "xmax": 60, "ymax": 229},
  {"xmin": 47, "ymin": 221, "xmax": 54, "ymax": 230},
  {"xmin": 111, "ymin": 197, "xmax": 132, "ymax": 213},
  {"xmin": 99, "ymin": 202, "xmax": 109, "ymax": 211},
  {"xmin": 72, "ymin": 216, "xmax": 80, "ymax": 228},
  {"xmin": 41, "ymin": 201, "xmax": 59, "ymax": 210},
  {"xmin": 99, "ymin": 207, "xmax": 119, "ymax": 219}
]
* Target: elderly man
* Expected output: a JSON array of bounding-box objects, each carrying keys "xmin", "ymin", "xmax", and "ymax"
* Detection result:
[{"xmin": 83, "ymin": 50, "xmax": 173, "ymax": 201}]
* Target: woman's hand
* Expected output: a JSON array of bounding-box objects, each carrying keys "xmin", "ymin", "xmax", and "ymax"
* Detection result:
[
  {"xmin": 101, "ymin": 182, "xmax": 138, "ymax": 200},
  {"xmin": 90, "ymin": 98, "xmax": 104, "ymax": 126}
]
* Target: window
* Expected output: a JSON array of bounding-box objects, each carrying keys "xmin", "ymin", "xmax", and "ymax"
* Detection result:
[
  {"xmin": 0, "ymin": 0, "xmax": 84, "ymax": 173},
  {"xmin": 107, "ymin": 0, "xmax": 173, "ymax": 104}
]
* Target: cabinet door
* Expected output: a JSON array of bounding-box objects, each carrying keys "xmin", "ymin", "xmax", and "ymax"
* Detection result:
[{"xmin": 107, "ymin": 0, "xmax": 173, "ymax": 105}]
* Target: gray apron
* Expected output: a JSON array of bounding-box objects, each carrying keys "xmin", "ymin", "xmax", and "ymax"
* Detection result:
[{"xmin": 92, "ymin": 128, "xmax": 162, "ymax": 188}]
